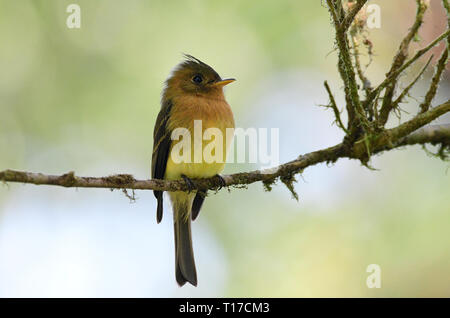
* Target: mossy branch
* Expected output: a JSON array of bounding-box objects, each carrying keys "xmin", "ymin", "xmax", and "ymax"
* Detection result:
[
  {"xmin": 327, "ymin": 0, "xmax": 370, "ymax": 140},
  {"xmin": 369, "ymin": 29, "xmax": 450, "ymax": 106},
  {"xmin": 323, "ymin": 80, "xmax": 348, "ymax": 133},
  {"xmin": 2, "ymin": 117, "xmax": 449, "ymax": 193},
  {"xmin": 377, "ymin": 0, "xmax": 429, "ymax": 126},
  {"xmin": 418, "ymin": 0, "xmax": 450, "ymax": 113},
  {"xmin": 391, "ymin": 55, "xmax": 433, "ymax": 112},
  {"xmin": 342, "ymin": 0, "xmax": 369, "ymax": 31}
]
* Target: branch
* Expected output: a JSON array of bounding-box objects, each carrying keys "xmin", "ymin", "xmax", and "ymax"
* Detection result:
[
  {"xmin": 418, "ymin": 0, "xmax": 450, "ymax": 113},
  {"xmin": 351, "ymin": 100, "xmax": 450, "ymax": 158},
  {"xmin": 350, "ymin": 35, "xmax": 372, "ymax": 98},
  {"xmin": 327, "ymin": 0, "xmax": 370, "ymax": 139},
  {"xmin": 370, "ymin": 29, "xmax": 450, "ymax": 104},
  {"xmin": 397, "ymin": 124, "xmax": 450, "ymax": 147},
  {"xmin": 419, "ymin": 48, "xmax": 448, "ymax": 113},
  {"xmin": 391, "ymin": 54, "xmax": 433, "ymax": 113},
  {"xmin": 2, "ymin": 101, "xmax": 449, "ymax": 193},
  {"xmin": 377, "ymin": 0, "xmax": 428, "ymax": 126},
  {"xmin": 388, "ymin": 100, "xmax": 450, "ymax": 141},
  {"xmin": 343, "ymin": 0, "xmax": 369, "ymax": 32},
  {"xmin": 0, "ymin": 143, "xmax": 346, "ymax": 193},
  {"xmin": 323, "ymin": 80, "xmax": 348, "ymax": 133}
]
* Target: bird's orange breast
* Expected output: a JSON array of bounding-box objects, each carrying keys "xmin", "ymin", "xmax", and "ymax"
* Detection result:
[
  {"xmin": 165, "ymin": 94, "xmax": 235, "ymax": 180},
  {"xmin": 168, "ymin": 94, "xmax": 234, "ymax": 131}
]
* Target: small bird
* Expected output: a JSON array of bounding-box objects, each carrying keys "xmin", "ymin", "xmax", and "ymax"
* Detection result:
[{"xmin": 152, "ymin": 55, "xmax": 235, "ymax": 286}]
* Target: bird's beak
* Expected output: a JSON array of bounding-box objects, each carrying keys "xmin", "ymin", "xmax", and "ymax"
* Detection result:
[{"xmin": 213, "ymin": 78, "xmax": 236, "ymax": 87}]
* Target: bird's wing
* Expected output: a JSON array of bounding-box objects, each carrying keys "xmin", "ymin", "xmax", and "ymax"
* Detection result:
[{"xmin": 152, "ymin": 99, "xmax": 173, "ymax": 223}]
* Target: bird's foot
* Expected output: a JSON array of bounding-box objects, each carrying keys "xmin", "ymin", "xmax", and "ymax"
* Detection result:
[
  {"xmin": 214, "ymin": 174, "xmax": 227, "ymax": 190},
  {"xmin": 181, "ymin": 174, "xmax": 195, "ymax": 193}
]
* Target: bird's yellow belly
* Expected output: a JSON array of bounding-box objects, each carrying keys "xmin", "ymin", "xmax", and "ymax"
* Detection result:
[
  {"xmin": 165, "ymin": 160, "xmax": 226, "ymax": 180},
  {"xmin": 165, "ymin": 127, "xmax": 230, "ymax": 180}
]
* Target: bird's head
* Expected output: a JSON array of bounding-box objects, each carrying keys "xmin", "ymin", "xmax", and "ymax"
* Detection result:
[{"xmin": 163, "ymin": 54, "xmax": 235, "ymax": 100}]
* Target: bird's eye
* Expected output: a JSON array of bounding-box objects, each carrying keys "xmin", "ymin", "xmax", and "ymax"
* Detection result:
[{"xmin": 192, "ymin": 75, "xmax": 203, "ymax": 84}]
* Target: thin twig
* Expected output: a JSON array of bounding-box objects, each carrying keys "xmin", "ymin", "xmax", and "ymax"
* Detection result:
[
  {"xmin": 327, "ymin": 0, "xmax": 370, "ymax": 139},
  {"xmin": 351, "ymin": 35, "xmax": 372, "ymax": 97},
  {"xmin": 368, "ymin": 29, "xmax": 450, "ymax": 107},
  {"xmin": 419, "ymin": 49, "xmax": 448, "ymax": 113},
  {"xmin": 391, "ymin": 54, "xmax": 433, "ymax": 111},
  {"xmin": 342, "ymin": 0, "xmax": 369, "ymax": 31},
  {"xmin": 324, "ymin": 80, "xmax": 349, "ymax": 133},
  {"xmin": 378, "ymin": 0, "xmax": 428, "ymax": 126},
  {"xmin": 418, "ymin": 0, "xmax": 450, "ymax": 113}
]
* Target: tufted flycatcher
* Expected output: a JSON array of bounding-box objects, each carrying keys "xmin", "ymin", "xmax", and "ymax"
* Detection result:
[{"xmin": 151, "ymin": 55, "xmax": 235, "ymax": 286}]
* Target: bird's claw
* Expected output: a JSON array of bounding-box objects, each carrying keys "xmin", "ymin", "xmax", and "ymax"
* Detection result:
[
  {"xmin": 181, "ymin": 174, "xmax": 195, "ymax": 193},
  {"xmin": 215, "ymin": 174, "xmax": 226, "ymax": 190}
]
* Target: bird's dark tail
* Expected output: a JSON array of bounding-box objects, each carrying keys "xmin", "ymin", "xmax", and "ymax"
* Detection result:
[{"xmin": 174, "ymin": 204, "xmax": 197, "ymax": 287}]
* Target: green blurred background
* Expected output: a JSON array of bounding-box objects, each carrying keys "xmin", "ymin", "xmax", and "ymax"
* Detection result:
[{"xmin": 0, "ymin": 0, "xmax": 449, "ymax": 297}]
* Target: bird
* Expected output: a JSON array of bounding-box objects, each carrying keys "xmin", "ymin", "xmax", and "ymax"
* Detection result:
[{"xmin": 151, "ymin": 55, "xmax": 235, "ymax": 286}]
